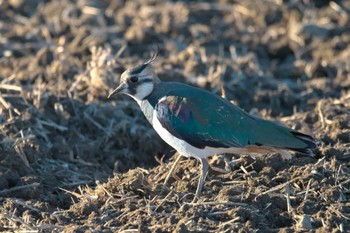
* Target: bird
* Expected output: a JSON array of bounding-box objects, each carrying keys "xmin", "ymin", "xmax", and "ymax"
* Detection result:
[{"xmin": 108, "ymin": 51, "xmax": 317, "ymax": 201}]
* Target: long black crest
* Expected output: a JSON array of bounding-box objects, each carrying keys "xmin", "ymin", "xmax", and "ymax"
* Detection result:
[
  {"xmin": 145, "ymin": 45, "xmax": 159, "ymax": 64},
  {"xmin": 128, "ymin": 46, "xmax": 159, "ymax": 76}
]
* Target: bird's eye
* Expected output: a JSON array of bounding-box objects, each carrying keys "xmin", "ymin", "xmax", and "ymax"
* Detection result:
[{"xmin": 130, "ymin": 76, "xmax": 138, "ymax": 83}]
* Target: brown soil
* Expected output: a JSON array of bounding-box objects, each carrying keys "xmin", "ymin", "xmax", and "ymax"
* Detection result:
[{"xmin": 0, "ymin": 0, "xmax": 349, "ymax": 232}]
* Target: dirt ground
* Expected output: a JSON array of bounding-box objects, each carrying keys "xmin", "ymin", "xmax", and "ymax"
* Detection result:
[{"xmin": 0, "ymin": 0, "xmax": 349, "ymax": 232}]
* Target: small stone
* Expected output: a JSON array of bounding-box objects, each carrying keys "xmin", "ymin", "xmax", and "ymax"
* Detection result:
[{"xmin": 297, "ymin": 214, "xmax": 313, "ymax": 230}]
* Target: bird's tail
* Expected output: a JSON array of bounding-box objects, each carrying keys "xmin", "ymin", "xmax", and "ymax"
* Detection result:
[
  {"xmin": 252, "ymin": 118, "xmax": 318, "ymax": 156},
  {"xmin": 287, "ymin": 131, "xmax": 317, "ymax": 156}
]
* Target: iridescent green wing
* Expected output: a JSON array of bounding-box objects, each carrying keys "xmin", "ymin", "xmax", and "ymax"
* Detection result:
[{"xmin": 154, "ymin": 83, "xmax": 314, "ymax": 151}]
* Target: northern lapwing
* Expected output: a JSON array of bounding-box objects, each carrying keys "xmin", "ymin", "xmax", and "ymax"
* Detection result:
[{"xmin": 108, "ymin": 52, "xmax": 317, "ymax": 201}]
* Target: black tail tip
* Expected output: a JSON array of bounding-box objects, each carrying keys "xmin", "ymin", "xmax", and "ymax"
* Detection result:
[{"xmin": 289, "ymin": 131, "xmax": 319, "ymax": 156}]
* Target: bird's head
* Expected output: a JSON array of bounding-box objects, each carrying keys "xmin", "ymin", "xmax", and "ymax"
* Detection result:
[{"xmin": 108, "ymin": 51, "xmax": 160, "ymax": 102}]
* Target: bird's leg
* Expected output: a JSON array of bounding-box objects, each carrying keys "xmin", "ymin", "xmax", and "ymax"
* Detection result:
[
  {"xmin": 163, "ymin": 154, "xmax": 183, "ymax": 186},
  {"xmin": 193, "ymin": 158, "xmax": 209, "ymax": 202}
]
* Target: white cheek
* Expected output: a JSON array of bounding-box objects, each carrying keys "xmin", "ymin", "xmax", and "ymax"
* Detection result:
[{"xmin": 130, "ymin": 82, "xmax": 154, "ymax": 102}]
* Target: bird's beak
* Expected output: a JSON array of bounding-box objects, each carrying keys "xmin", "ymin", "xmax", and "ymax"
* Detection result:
[{"xmin": 108, "ymin": 82, "xmax": 127, "ymax": 98}]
